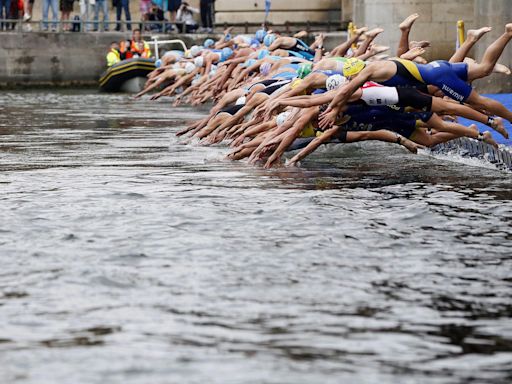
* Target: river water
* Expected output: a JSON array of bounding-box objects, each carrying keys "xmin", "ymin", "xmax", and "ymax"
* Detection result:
[{"xmin": 1, "ymin": 90, "xmax": 512, "ymax": 384}]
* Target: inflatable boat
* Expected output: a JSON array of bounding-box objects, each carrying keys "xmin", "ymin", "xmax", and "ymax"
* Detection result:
[{"xmin": 99, "ymin": 58, "xmax": 156, "ymax": 93}]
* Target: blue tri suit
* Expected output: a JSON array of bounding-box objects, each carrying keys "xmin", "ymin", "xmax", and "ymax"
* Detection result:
[{"xmin": 380, "ymin": 59, "xmax": 473, "ymax": 102}]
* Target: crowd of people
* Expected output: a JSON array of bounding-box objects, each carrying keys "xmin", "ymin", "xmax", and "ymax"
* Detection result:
[
  {"xmin": 133, "ymin": 15, "xmax": 512, "ymax": 168},
  {"xmin": 0, "ymin": 0, "xmax": 214, "ymax": 32}
]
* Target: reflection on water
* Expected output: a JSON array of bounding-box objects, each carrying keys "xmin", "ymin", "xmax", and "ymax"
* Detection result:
[{"xmin": 1, "ymin": 90, "xmax": 512, "ymax": 384}]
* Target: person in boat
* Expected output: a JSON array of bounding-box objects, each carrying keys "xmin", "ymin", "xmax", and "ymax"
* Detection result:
[
  {"xmin": 106, "ymin": 42, "xmax": 121, "ymax": 67},
  {"xmin": 120, "ymin": 29, "xmax": 152, "ymax": 59}
]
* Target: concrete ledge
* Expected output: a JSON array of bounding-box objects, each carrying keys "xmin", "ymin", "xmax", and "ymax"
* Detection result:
[{"xmin": 0, "ymin": 32, "xmax": 216, "ymax": 88}]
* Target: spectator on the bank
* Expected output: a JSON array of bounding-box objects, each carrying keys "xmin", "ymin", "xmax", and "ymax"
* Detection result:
[
  {"xmin": 59, "ymin": 0, "xmax": 74, "ymax": 31},
  {"xmin": 23, "ymin": 0, "xmax": 32, "ymax": 21},
  {"xmin": 79, "ymin": 0, "xmax": 92, "ymax": 31},
  {"xmin": 176, "ymin": 1, "xmax": 197, "ymax": 33},
  {"xmin": 1, "ymin": 0, "xmax": 11, "ymax": 30},
  {"xmin": 146, "ymin": 3, "xmax": 165, "ymax": 31},
  {"xmin": 114, "ymin": 0, "xmax": 131, "ymax": 31},
  {"xmin": 93, "ymin": 0, "xmax": 108, "ymax": 30},
  {"xmin": 42, "ymin": 0, "xmax": 59, "ymax": 30},
  {"xmin": 167, "ymin": 0, "xmax": 179, "ymax": 23},
  {"xmin": 8, "ymin": 0, "xmax": 23, "ymax": 30},
  {"xmin": 199, "ymin": 0, "xmax": 213, "ymax": 33},
  {"xmin": 139, "ymin": 0, "xmax": 151, "ymax": 30}
]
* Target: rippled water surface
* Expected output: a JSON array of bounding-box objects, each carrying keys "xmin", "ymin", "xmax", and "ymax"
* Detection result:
[{"xmin": 1, "ymin": 90, "xmax": 512, "ymax": 384}]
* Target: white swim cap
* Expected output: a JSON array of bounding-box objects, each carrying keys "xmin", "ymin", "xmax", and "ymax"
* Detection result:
[
  {"xmin": 235, "ymin": 96, "xmax": 246, "ymax": 105},
  {"xmin": 326, "ymin": 74, "xmax": 348, "ymax": 91},
  {"xmin": 190, "ymin": 45, "xmax": 202, "ymax": 57},
  {"xmin": 185, "ymin": 62, "xmax": 196, "ymax": 74},
  {"xmin": 209, "ymin": 64, "xmax": 218, "ymax": 77},
  {"xmin": 194, "ymin": 56, "xmax": 204, "ymax": 68},
  {"xmin": 276, "ymin": 111, "xmax": 291, "ymax": 126}
]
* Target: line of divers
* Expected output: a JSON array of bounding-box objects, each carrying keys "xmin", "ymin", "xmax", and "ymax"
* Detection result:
[{"xmin": 135, "ymin": 15, "xmax": 512, "ymax": 168}]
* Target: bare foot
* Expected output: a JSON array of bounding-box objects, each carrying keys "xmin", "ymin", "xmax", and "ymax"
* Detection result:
[
  {"xmin": 493, "ymin": 63, "xmax": 511, "ymax": 75},
  {"xmin": 399, "ymin": 135, "xmax": 421, "ymax": 153},
  {"xmin": 365, "ymin": 27, "xmax": 384, "ymax": 39},
  {"xmin": 399, "ymin": 13, "xmax": 419, "ymax": 31},
  {"xmin": 410, "ymin": 40, "xmax": 431, "ymax": 49},
  {"xmin": 354, "ymin": 27, "xmax": 368, "ymax": 36},
  {"xmin": 294, "ymin": 31, "xmax": 308, "ymax": 39},
  {"xmin": 370, "ymin": 44, "xmax": 390, "ymax": 54},
  {"xmin": 481, "ymin": 131, "xmax": 499, "ymax": 149},
  {"xmin": 401, "ymin": 46, "xmax": 425, "ymax": 60},
  {"xmin": 467, "ymin": 27, "xmax": 492, "ymax": 42},
  {"xmin": 490, "ymin": 117, "xmax": 509, "ymax": 139}
]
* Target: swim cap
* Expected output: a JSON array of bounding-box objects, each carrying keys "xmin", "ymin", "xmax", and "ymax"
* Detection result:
[
  {"xmin": 343, "ymin": 58, "xmax": 366, "ymax": 77},
  {"xmin": 257, "ymin": 49, "xmax": 270, "ymax": 60},
  {"xmin": 204, "ymin": 38, "xmax": 215, "ymax": 48},
  {"xmin": 263, "ymin": 34, "xmax": 276, "ymax": 47},
  {"xmin": 221, "ymin": 47, "xmax": 234, "ymax": 61},
  {"xmin": 297, "ymin": 63, "xmax": 313, "ymax": 79},
  {"xmin": 255, "ymin": 29, "xmax": 267, "ymax": 43},
  {"xmin": 225, "ymin": 33, "xmax": 232, "ymax": 42},
  {"xmin": 325, "ymin": 74, "xmax": 348, "ymax": 91},
  {"xmin": 260, "ymin": 62, "xmax": 272, "ymax": 76},
  {"xmin": 155, "ymin": 59, "xmax": 162, "ymax": 68},
  {"xmin": 235, "ymin": 96, "xmax": 246, "ymax": 105},
  {"xmin": 276, "ymin": 111, "xmax": 291, "ymax": 126},
  {"xmin": 184, "ymin": 50, "xmax": 192, "ymax": 59},
  {"xmin": 243, "ymin": 58, "xmax": 257, "ymax": 68},
  {"xmin": 190, "ymin": 45, "xmax": 202, "ymax": 57},
  {"xmin": 194, "ymin": 56, "xmax": 204, "ymax": 68},
  {"xmin": 185, "ymin": 62, "xmax": 196, "ymax": 74}
]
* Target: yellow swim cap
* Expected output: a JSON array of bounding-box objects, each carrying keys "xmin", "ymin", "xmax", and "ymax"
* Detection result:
[{"xmin": 343, "ymin": 58, "xmax": 366, "ymax": 78}]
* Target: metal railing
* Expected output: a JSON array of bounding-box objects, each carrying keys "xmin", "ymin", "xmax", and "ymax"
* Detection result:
[
  {"xmin": 0, "ymin": 18, "xmax": 345, "ymax": 34},
  {"xmin": 0, "ymin": 18, "xmax": 192, "ymax": 33},
  {"xmin": 219, "ymin": 21, "xmax": 347, "ymax": 34}
]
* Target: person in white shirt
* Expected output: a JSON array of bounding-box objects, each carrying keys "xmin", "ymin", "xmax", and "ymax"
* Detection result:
[{"xmin": 176, "ymin": 1, "xmax": 198, "ymax": 33}]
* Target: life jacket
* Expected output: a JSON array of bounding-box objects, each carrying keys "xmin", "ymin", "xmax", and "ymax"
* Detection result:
[
  {"xmin": 120, "ymin": 39, "xmax": 152, "ymax": 59},
  {"xmin": 106, "ymin": 48, "xmax": 121, "ymax": 67}
]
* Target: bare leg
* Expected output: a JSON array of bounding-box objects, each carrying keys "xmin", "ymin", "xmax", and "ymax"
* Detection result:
[
  {"xmin": 466, "ymin": 91, "xmax": 512, "ymax": 136},
  {"xmin": 354, "ymin": 28, "xmax": 384, "ymax": 57},
  {"xmin": 450, "ymin": 27, "xmax": 492, "ymax": 63},
  {"xmin": 431, "ymin": 97, "xmax": 506, "ymax": 137},
  {"xmin": 330, "ymin": 27, "xmax": 368, "ymax": 57},
  {"xmin": 397, "ymin": 13, "xmax": 419, "ymax": 57},
  {"xmin": 467, "ymin": 24, "xmax": 512, "ymax": 80}
]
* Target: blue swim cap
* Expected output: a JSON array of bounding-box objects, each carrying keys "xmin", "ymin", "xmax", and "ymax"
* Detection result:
[
  {"xmin": 257, "ymin": 49, "xmax": 270, "ymax": 60},
  {"xmin": 263, "ymin": 34, "xmax": 276, "ymax": 47},
  {"xmin": 225, "ymin": 33, "xmax": 231, "ymax": 42},
  {"xmin": 204, "ymin": 38, "xmax": 215, "ymax": 48},
  {"xmin": 221, "ymin": 47, "xmax": 234, "ymax": 61},
  {"xmin": 155, "ymin": 59, "xmax": 162, "ymax": 68},
  {"xmin": 243, "ymin": 58, "xmax": 257, "ymax": 68},
  {"xmin": 250, "ymin": 38, "xmax": 260, "ymax": 48},
  {"xmin": 255, "ymin": 29, "xmax": 267, "ymax": 43}
]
